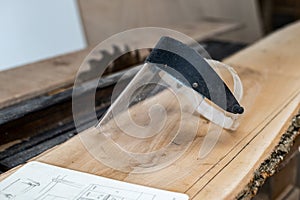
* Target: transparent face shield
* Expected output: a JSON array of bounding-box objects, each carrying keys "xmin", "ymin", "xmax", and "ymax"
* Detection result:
[
  {"xmin": 95, "ymin": 62, "xmax": 201, "ymax": 173},
  {"xmin": 88, "ymin": 36, "xmax": 244, "ymax": 173}
]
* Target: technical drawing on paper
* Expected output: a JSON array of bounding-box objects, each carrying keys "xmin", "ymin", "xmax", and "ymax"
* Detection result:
[
  {"xmin": 36, "ymin": 175, "xmax": 155, "ymax": 200},
  {"xmin": 0, "ymin": 178, "xmax": 40, "ymax": 199},
  {"xmin": 0, "ymin": 176, "xmax": 155, "ymax": 200},
  {"xmin": 0, "ymin": 161, "xmax": 189, "ymax": 200},
  {"xmin": 1, "ymin": 175, "xmax": 155, "ymax": 200},
  {"xmin": 76, "ymin": 184, "xmax": 156, "ymax": 200},
  {"xmin": 36, "ymin": 175, "xmax": 84, "ymax": 200}
]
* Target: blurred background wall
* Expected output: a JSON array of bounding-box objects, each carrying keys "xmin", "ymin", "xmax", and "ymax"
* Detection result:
[
  {"xmin": 78, "ymin": 0, "xmax": 263, "ymax": 45},
  {"xmin": 0, "ymin": 0, "xmax": 86, "ymax": 71}
]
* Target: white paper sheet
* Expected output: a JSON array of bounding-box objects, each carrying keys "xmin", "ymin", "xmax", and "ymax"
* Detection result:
[{"xmin": 0, "ymin": 161, "xmax": 189, "ymax": 200}]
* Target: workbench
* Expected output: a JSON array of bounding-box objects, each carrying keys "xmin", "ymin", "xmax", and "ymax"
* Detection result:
[{"xmin": 0, "ymin": 21, "xmax": 300, "ymax": 199}]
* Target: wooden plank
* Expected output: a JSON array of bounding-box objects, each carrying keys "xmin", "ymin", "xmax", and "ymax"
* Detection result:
[
  {"xmin": 192, "ymin": 98, "xmax": 300, "ymax": 199},
  {"xmin": 1, "ymin": 21, "xmax": 300, "ymax": 200},
  {"xmin": 78, "ymin": 0, "xmax": 240, "ymax": 45},
  {"xmin": 0, "ymin": 20, "xmax": 239, "ymax": 110},
  {"xmin": 0, "ymin": 48, "xmax": 91, "ymax": 109}
]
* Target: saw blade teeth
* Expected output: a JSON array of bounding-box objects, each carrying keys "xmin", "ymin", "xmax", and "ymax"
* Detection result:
[{"xmin": 78, "ymin": 45, "xmax": 148, "ymax": 82}]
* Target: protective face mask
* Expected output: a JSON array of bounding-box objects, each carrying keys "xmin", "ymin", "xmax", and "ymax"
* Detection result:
[{"xmin": 93, "ymin": 36, "xmax": 244, "ymax": 173}]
